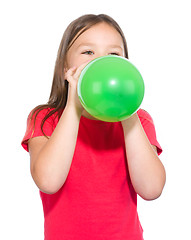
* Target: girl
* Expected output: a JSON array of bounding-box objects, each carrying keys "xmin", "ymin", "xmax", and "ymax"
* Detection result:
[{"xmin": 22, "ymin": 14, "xmax": 166, "ymax": 240}]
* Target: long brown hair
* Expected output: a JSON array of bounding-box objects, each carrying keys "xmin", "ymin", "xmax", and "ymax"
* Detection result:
[{"xmin": 30, "ymin": 14, "xmax": 129, "ymax": 136}]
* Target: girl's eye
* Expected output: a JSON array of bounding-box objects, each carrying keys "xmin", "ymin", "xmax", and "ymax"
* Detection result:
[
  {"xmin": 82, "ymin": 50, "xmax": 94, "ymax": 55},
  {"xmin": 109, "ymin": 52, "xmax": 119, "ymax": 56}
]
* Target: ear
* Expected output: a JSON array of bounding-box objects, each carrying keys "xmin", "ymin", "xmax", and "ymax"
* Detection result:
[
  {"xmin": 64, "ymin": 59, "xmax": 69, "ymax": 74},
  {"xmin": 64, "ymin": 62, "xmax": 69, "ymax": 74},
  {"xmin": 64, "ymin": 67, "xmax": 68, "ymax": 74}
]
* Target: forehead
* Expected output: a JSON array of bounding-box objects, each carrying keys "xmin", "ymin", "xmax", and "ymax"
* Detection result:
[{"xmin": 72, "ymin": 22, "xmax": 124, "ymax": 48}]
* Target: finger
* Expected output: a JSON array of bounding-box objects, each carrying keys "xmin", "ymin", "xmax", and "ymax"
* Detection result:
[
  {"xmin": 65, "ymin": 66, "xmax": 77, "ymax": 80},
  {"xmin": 73, "ymin": 60, "xmax": 91, "ymax": 79}
]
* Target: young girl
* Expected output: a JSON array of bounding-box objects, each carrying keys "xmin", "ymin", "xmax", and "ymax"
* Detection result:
[{"xmin": 22, "ymin": 14, "xmax": 166, "ymax": 240}]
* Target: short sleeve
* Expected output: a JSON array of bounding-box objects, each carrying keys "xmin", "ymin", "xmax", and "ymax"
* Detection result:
[
  {"xmin": 21, "ymin": 108, "xmax": 57, "ymax": 152},
  {"xmin": 137, "ymin": 109, "xmax": 162, "ymax": 155}
]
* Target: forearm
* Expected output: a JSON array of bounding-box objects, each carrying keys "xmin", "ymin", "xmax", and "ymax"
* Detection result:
[
  {"xmin": 32, "ymin": 105, "xmax": 82, "ymax": 194},
  {"xmin": 122, "ymin": 113, "xmax": 166, "ymax": 200}
]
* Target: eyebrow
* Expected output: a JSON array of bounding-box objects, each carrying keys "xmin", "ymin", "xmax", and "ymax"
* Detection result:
[{"xmin": 77, "ymin": 43, "xmax": 123, "ymax": 50}]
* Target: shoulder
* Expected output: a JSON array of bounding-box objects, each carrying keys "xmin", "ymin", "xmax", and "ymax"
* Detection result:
[
  {"xmin": 29, "ymin": 107, "xmax": 59, "ymax": 125},
  {"xmin": 27, "ymin": 106, "xmax": 60, "ymax": 135},
  {"xmin": 22, "ymin": 107, "xmax": 59, "ymax": 152},
  {"xmin": 137, "ymin": 108, "xmax": 154, "ymax": 125},
  {"xmin": 137, "ymin": 109, "xmax": 162, "ymax": 155},
  {"xmin": 29, "ymin": 107, "xmax": 55, "ymax": 119}
]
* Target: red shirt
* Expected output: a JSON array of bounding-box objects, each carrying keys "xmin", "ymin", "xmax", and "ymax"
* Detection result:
[{"xmin": 22, "ymin": 108, "xmax": 162, "ymax": 240}]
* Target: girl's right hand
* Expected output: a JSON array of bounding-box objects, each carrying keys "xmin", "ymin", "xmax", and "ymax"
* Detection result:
[{"xmin": 64, "ymin": 61, "xmax": 90, "ymax": 114}]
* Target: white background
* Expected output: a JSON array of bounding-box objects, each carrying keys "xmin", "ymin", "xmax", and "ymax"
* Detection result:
[{"xmin": 1, "ymin": 0, "xmax": 191, "ymax": 239}]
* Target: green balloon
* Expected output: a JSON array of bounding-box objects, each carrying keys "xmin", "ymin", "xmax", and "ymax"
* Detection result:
[{"xmin": 77, "ymin": 55, "xmax": 145, "ymax": 122}]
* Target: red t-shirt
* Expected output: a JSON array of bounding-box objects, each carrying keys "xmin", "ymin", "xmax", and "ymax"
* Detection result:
[{"xmin": 22, "ymin": 108, "xmax": 162, "ymax": 240}]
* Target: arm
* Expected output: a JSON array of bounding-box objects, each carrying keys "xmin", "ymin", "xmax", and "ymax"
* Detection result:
[
  {"xmin": 29, "ymin": 63, "xmax": 87, "ymax": 194},
  {"xmin": 121, "ymin": 113, "xmax": 166, "ymax": 200},
  {"xmin": 29, "ymin": 105, "xmax": 81, "ymax": 194}
]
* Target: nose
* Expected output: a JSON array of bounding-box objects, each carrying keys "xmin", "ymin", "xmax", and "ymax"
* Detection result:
[{"xmin": 93, "ymin": 51, "xmax": 107, "ymax": 60}]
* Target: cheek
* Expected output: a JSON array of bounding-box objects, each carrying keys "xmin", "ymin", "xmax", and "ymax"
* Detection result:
[
  {"xmin": 67, "ymin": 54, "xmax": 94, "ymax": 69},
  {"xmin": 66, "ymin": 53, "xmax": 85, "ymax": 69}
]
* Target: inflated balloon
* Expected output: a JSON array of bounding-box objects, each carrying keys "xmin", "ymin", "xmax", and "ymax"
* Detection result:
[{"xmin": 77, "ymin": 55, "xmax": 145, "ymax": 122}]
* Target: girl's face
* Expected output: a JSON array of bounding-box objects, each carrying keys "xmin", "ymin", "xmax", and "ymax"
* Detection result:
[{"xmin": 66, "ymin": 22, "xmax": 125, "ymax": 69}]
